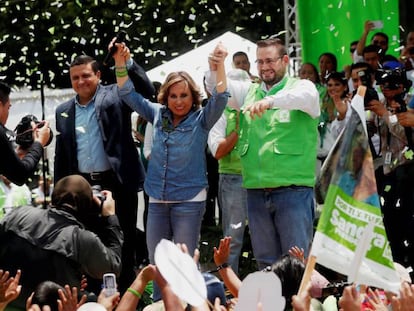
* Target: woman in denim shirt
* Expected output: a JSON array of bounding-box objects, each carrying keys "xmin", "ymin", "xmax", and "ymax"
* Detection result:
[{"xmin": 112, "ymin": 41, "xmax": 229, "ymax": 299}]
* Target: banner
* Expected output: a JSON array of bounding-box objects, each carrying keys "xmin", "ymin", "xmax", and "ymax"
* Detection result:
[
  {"xmin": 297, "ymin": 0, "xmax": 400, "ymax": 71},
  {"xmin": 312, "ymin": 89, "xmax": 400, "ymax": 293}
]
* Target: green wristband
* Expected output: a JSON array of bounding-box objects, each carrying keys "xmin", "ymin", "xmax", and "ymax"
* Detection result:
[
  {"xmin": 115, "ymin": 69, "xmax": 128, "ymax": 77},
  {"xmin": 127, "ymin": 287, "xmax": 142, "ymax": 298}
]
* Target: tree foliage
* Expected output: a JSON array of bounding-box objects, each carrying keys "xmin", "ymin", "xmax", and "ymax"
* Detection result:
[{"xmin": 0, "ymin": 0, "xmax": 283, "ymax": 89}]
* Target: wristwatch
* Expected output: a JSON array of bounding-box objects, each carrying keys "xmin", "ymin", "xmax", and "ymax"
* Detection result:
[{"xmin": 215, "ymin": 263, "xmax": 229, "ymax": 271}]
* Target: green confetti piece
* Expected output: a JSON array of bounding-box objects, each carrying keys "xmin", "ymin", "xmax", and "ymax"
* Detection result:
[
  {"xmin": 266, "ymin": 15, "xmax": 271, "ymax": 22},
  {"xmin": 74, "ymin": 16, "xmax": 81, "ymax": 27},
  {"xmin": 384, "ymin": 185, "xmax": 392, "ymax": 193},
  {"xmin": 404, "ymin": 149, "xmax": 414, "ymax": 160}
]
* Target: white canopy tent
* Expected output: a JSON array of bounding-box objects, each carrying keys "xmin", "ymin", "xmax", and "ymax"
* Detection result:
[
  {"xmin": 4, "ymin": 31, "xmax": 258, "ymax": 175},
  {"xmin": 146, "ymin": 31, "xmax": 258, "ymax": 95},
  {"xmin": 6, "ymin": 31, "xmax": 258, "ymax": 130}
]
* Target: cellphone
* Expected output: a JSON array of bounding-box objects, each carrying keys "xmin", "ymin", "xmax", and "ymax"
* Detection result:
[
  {"xmin": 103, "ymin": 273, "xmax": 117, "ymax": 297},
  {"xmin": 371, "ymin": 20, "xmax": 383, "ymax": 29}
]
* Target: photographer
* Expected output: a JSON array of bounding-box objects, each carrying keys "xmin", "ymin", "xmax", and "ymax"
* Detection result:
[
  {"xmin": 0, "ymin": 82, "xmax": 51, "ymax": 185},
  {"xmin": 0, "ymin": 174, "xmax": 123, "ymax": 309},
  {"xmin": 365, "ymin": 61, "xmax": 414, "ymax": 269},
  {"xmin": 350, "ymin": 63, "xmax": 385, "ymax": 195}
]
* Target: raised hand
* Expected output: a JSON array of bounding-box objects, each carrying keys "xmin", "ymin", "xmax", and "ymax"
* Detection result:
[
  {"xmin": 213, "ymin": 237, "xmax": 231, "ymax": 266},
  {"xmin": 0, "ymin": 269, "xmax": 22, "ymax": 309}
]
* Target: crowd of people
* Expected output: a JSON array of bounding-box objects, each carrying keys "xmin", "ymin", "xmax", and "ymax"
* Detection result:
[{"xmin": 1, "ymin": 18, "xmax": 414, "ymax": 310}]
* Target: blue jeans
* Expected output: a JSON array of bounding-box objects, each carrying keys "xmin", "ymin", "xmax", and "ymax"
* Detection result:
[
  {"xmin": 218, "ymin": 174, "xmax": 247, "ymax": 274},
  {"xmin": 146, "ymin": 200, "xmax": 205, "ymax": 301},
  {"xmin": 247, "ymin": 186, "xmax": 314, "ymax": 270}
]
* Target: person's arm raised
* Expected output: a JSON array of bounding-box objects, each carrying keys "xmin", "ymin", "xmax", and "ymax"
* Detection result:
[
  {"xmin": 109, "ymin": 37, "xmax": 130, "ymax": 89},
  {"xmin": 210, "ymin": 42, "xmax": 227, "ymax": 94}
]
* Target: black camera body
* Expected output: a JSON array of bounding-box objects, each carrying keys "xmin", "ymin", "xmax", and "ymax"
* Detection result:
[
  {"xmin": 375, "ymin": 68, "xmax": 412, "ymax": 113},
  {"xmin": 321, "ymin": 281, "xmax": 352, "ymax": 299},
  {"xmin": 352, "ymin": 68, "xmax": 379, "ymax": 107},
  {"xmin": 357, "ymin": 68, "xmax": 372, "ymax": 88},
  {"xmin": 91, "ymin": 185, "xmax": 106, "ymax": 208},
  {"xmin": 375, "ymin": 68, "xmax": 412, "ymax": 91},
  {"xmin": 14, "ymin": 114, "xmax": 53, "ymax": 148}
]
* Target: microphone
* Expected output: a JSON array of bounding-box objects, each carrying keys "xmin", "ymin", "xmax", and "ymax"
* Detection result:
[{"xmin": 103, "ymin": 31, "xmax": 127, "ymax": 66}]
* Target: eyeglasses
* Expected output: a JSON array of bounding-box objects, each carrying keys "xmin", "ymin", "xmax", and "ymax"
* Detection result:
[{"xmin": 255, "ymin": 56, "xmax": 284, "ymax": 66}]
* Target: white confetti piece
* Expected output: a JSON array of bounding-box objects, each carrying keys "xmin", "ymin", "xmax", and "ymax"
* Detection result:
[
  {"xmin": 230, "ymin": 222, "xmax": 242, "ymax": 229},
  {"xmin": 76, "ymin": 126, "xmax": 86, "ymax": 133}
]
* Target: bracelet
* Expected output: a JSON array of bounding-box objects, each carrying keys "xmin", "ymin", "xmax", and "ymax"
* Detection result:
[
  {"xmin": 210, "ymin": 263, "xmax": 229, "ymax": 273},
  {"xmin": 127, "ymin": 287, "xmax": 142, "ymax": 298},
  {"xmin": 115, "ymin": 69, "xmax": 128, "ymax": 78},
  {"xmin": 114, "ymin": 66, "xmax": 127, "ymax": 70}
]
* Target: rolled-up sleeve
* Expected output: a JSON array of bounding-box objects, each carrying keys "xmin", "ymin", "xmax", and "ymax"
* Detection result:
[
  {"xmin": 208, "ymin": 115, "xmax": 227, "ymax": 157},
  {"xmin": 266, "ymin": 79, "xmax": 320, "ymax": 118}
]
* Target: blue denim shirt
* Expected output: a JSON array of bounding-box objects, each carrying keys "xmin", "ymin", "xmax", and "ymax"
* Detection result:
[
  {"xmin": 74, "ymin": 85, "xmax": 112, "ymax": 173},
  {"xmin": 120, "ymin": 79, "xmax": 229, "ymax": 201}
]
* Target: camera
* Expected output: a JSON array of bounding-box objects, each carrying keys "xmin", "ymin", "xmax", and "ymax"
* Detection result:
[
  {"xmin": 375, "ymin": 67, "xmax": 412, "ymax": 91},
  {"xmin": 14, "ymin": 114, "xmax": 53, "ymax": 148},
  {"xmin": 321, "ymin": 281, "xmax": 351, "ymax": 299},
  {"xmin": 376, "ymin": 67, "xmax": 412, "ymax": 113},
  {"xmin": 92, "ymin": 185, "xmax": 106, "ymax": 207},
  {"xmin": 352, "ymin": 68, "xmax": 379, "ymax": 106}
]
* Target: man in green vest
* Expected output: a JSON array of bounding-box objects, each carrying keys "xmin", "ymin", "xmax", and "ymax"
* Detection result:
[{"xmin": 206, "ymin": 38, "xmax": 320, "ymax": 270}]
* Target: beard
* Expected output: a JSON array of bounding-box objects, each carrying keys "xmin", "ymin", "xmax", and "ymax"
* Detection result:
[{"xmin": 259, "ymin": 68, "xmax": 286, "ymax": 88}]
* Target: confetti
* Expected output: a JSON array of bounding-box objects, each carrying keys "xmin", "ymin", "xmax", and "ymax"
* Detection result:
[{"xmin": 0, "ymin": 0, "xmax": 287, "ymax": 90}]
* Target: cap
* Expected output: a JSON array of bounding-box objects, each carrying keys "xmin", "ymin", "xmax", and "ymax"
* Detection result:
[
  {"xmin": 203, "ymin": 272, "xmax": 227, "ymax": 306},
  {"xmin": 383, "ymin": 60, "xmax": 404, "ymax": 70}
]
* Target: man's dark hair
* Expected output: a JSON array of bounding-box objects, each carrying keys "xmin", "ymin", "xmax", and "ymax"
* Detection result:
[
  {"xmin": 350, "ymin": 62, "xmax": 374, "ymax": 74},
  {"xmin": 51, "ymin": 175, "xmax": 102, "ymax": 230},
  {"xmin": 232, "ymin": 51, "xmax": 249, "ymax": 61},
  {"xmin": 70, "ymin": 55, "xmax": 100, "ymax": 73},
  {"xmin": 363, "ymin": 44, "xmax": 381, "ymax": 55},
  {"xmin": 31, "ymin": 281, "xmax": 64, "ymax": 311},
  {"xmin": 372, "ymin": 32, "xmax": 389, "ymax": 44},
  {"xmin": 0, "ymin": 82, "xmax": 11, "ymax": 104},
  {"xmin": 257, "ymin": 38, "xmax": 287, "ymax": 57}
]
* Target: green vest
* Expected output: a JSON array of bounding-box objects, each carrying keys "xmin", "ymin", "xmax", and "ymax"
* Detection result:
[
  {"xmin": 218, "ymin": 107, "xmax": 242, "ymax": 174},
  {"xmin": 239, "ymin": 77, "xmax": 319, "ymax": 188}
]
